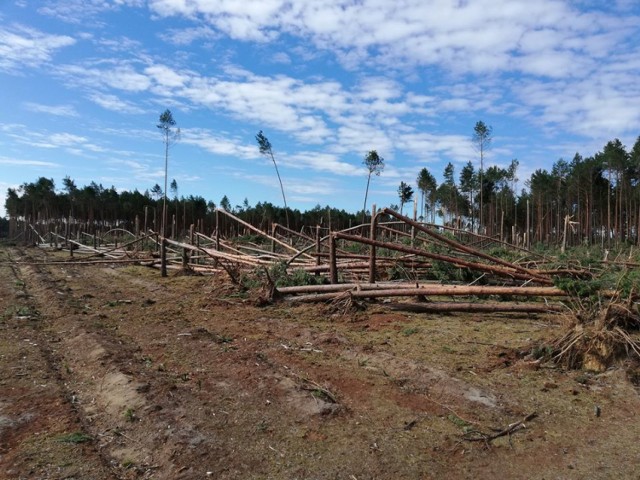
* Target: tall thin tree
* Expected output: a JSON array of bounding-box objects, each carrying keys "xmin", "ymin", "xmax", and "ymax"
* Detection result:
[
  {"xmin": 157, "ymin": 109, "xmax": 179, "ymax": 237},
  {"xmin": 472, "ymin": 121, "xmax": 492, "ymax": 232},
  {"xmin": 256, "ymin": 130, "xmax": 289, "ymax": 228},
  {"xmin": 362, "ymin": 150, "xmax": 385, "ymax": 224}
]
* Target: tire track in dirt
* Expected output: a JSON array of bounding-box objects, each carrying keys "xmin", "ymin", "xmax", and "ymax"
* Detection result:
[
  {"xmin": 1, "ymin": 247, "xmax": 116, "ymax": 479},
  {"xmin": 12, "ymin": 251, "xmax": 230, "ymax": 479}
]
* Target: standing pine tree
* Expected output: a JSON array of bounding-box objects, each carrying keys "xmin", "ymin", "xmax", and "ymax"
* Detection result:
[
  {"xmin": 157, "ymin": 109, "xmax": 179, "ymax": 237},
  {"xmin": 472, "ymin": 120, "xmax": 492, "ymax": 232},
  {"xmin": 362, "ymin": 150, "xmax": 385, "ymax": 223},
  {"xmin": 397, "ymin": 181, "xmax": 414, "ymax": 216}
]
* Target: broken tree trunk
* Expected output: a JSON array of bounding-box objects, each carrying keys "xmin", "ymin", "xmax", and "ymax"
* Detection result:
[
  {"xmin": 381, "ymin": 208, "xmax": 550, "ymax": 283},
  {"xmin": 335, "ymin": 232, "xmax": 553, "ymax": 285},
  {"xmin": 216, "ymin": 208, "xmax": 314, "ymax": 259}
]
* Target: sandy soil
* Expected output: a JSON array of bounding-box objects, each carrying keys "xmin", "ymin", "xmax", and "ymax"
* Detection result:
[{"xmin": 1, "ymin": 245, "xmax": 639, "ymax": 479}]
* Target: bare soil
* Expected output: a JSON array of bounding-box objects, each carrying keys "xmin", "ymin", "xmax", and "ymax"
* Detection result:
[{"xmin": 1, "ymin": 245, "xmax": 639, "ymax": 479}]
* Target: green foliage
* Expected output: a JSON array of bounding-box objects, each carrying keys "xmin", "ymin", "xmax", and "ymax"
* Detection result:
[
  {"xmin": 124, "ymin": 407, "xmax": 136, "ymax": 422},
  {"xmin": 16, "ymin": 306, "xmax": 35, "ymax": 317},
  {"xmin": 531, "ymin": 344, "xmax": 553, "ymax": 360},
  {"xmin": 241, "ymin": 261, "xmax": 325, "ymax": 290},
  {"xmin": 619, "ymin": 270, "xmax": 640, "ymax": 298},
  {"xmin": 424, "ymin": 241, "xmax": 481, "ymax": 283},
  {"xmin": 342, "ymin": 241, "xmax": 368, "ymax": 254},
  {"xmin": 554, "ymin": 267, "xmax": 640, "ymax": 300},
  {"xmin": 401, "ymin": 327, "xmax": 420, "ymax": 336},
  {"xmin": 57, "ymin": 432, "xmax": 92, "ymax": 444},
  {"xmin": 216, "ymin": 334, "xmax": 234, "ymax": 344},
  {"xmin": 553, "ymin": 277, "xmax": 603, "ymax": 298},
  {"xmin": 486, "ymin": 247, "xmax": 520, "ymax": 263},
  {"xmin": 447, "ymin": 414, "xmax": 470, "ymax": 428},
  {"xmin": 233, "ymin": 234, "xmax": 268, "ymax": 245},
  {"xmin": 386, "ymin": 264, "xmax": 411, "ymax": 281}
]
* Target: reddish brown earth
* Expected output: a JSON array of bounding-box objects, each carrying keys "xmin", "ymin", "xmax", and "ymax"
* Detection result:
[{"xmin": 1, "ymin": 245, "xmax": 639, "ymax": 479}]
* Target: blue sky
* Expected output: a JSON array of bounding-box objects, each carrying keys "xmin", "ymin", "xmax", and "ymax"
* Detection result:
[{"xmin": 1, "ymin": 0, "xmax": 639, "ymax": 218}]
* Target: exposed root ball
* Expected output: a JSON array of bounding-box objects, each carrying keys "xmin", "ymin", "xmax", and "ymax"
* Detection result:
[{"xmin": 551, "ymin": 298, "xmax": 640, "ymax": 371}]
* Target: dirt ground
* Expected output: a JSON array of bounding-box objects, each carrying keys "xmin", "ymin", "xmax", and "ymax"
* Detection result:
[{"xmin": 1, "ymin": 245, "xmax": 639, "ymax": 479}]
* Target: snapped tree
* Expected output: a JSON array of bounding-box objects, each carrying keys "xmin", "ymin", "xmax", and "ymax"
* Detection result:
[{"xmin": 256, "ymin": 130, "xmax": 289, "ymax": 228}]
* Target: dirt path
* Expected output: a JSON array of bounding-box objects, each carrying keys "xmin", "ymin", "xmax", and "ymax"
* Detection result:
[{"xmin": 2, "ymin": 245, "xmax": 640, "ymax": 479}]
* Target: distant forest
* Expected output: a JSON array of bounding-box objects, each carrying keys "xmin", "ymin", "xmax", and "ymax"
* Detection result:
[{"xmin": 3, "ymin": 135, "xmax": 640, "ymax": 248}]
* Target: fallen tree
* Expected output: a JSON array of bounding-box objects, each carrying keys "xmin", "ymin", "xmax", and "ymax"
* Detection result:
[{"xmin": 284, "ymin": 285, "xmax": 565, "ymax": 303}]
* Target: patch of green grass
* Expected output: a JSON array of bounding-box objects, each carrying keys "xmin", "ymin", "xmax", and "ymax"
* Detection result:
[
  {"xmin": 16, "ymin": 306, "xmax": 34, "ymax": 317},
  {"xmin": 441, "ymin": 345, "xmax": 456, "ymax": 354},
  {"xmin": 531, "ymin": 344, "xmax": 553, "ymax": 360},
  {"xmin": 216, "ymin": 334, "xmax": 234, "ymax": 344},
  {"xmin": 124, "ymin": 407, "xmax": 136, "ymax": 422},
  {"xmin": 57, "ymin": 432, "xmax": 92, "ymax": 444},
  {"xmin": 311, "ymin": 389, "xmax": 334, "ymax": 402},
  {"xmin": 402, "ymin": 327, "xmax": 420, "ymax": 336},
  {"xmin": 447, "ymin": 414, "xmax": 470, "ymax": 429}
]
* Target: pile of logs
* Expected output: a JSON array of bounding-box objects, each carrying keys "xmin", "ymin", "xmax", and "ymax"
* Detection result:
[{"xmin": 22, "ymin": 206, "xmax": 588, "ymax": 315}]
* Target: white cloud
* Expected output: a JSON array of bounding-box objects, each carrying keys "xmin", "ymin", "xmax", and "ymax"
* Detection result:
[
  {"xmin": 37, "ymin": 0, "xmax": 144, "ymax": 24},
  {"xmin": 147, "ymin": 0, "xmax": 636, "ymax": 78},
  {"xmin": 106, "ymin": 159, "xmax": 164, "ymax": 183},
  {"xmin": 2, "ymin": 125, "xmax": 106, "ymax": 154},
  {"xmin": 271, "ymin": 52, "xmax": 291, "ymax": 65},
  {"xmin": 0, "ymin": 157, "xmax": 60, "ymax": 168},
  {"xmin": 236, "ymin": 172, "xmax": 337, "ymax": 199},
  {"xmin": 284, "ymin": 151, "xmax": 360, "ymax": 176},
  {"xmin": 180, "ymin": 128, "xmax": 257, "ymax": 159},
  {"xmin": 0, "ymin": 24, "xmax": 75, "ymax": 72},
  {"xmin": 89, "ymin": 93, "xmax": 146, "ymax": 114},
  {"xmin": 145, "ymin": 64, "xmax": 190, "ymax": 88},
  {"xmin": 517, "ymin": 72, "xmax": 640, "ymax": 139},
  {"xmin": 159, "ymin": 25, "xmax": 219, "ymax": 45},
  {"xmin": 24, "ymin": 102, "xmax": 79, "ymax": 117}
]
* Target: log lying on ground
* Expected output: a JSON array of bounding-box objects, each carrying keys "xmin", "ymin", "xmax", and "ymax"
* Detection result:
[
  {"xmin": 302, "ymin": 260, "xmax": 432, "ymax": 274},
  {"xmin": 387, "ymin": 302, "xmax": 563, "ymax": 313},
  {"xmin": 277, "ymin": 281, "xmax": 439, "ymax": 294},
  {"xmin": 285, "ymin": 285, "xmax": 566, "ymax": 302}
]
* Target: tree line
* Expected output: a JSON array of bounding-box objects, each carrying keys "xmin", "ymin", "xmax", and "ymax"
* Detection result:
[
  {"xmin": 3, "ymin": 107, "xmax": 639, "ymax": 248},
  {"xmin": 406, "ymin": 134, "xmax": 640, "ymax": 248},
  {"xmin": 2, "ymin": 176, "xmax": 369, "ymax": 236}
]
